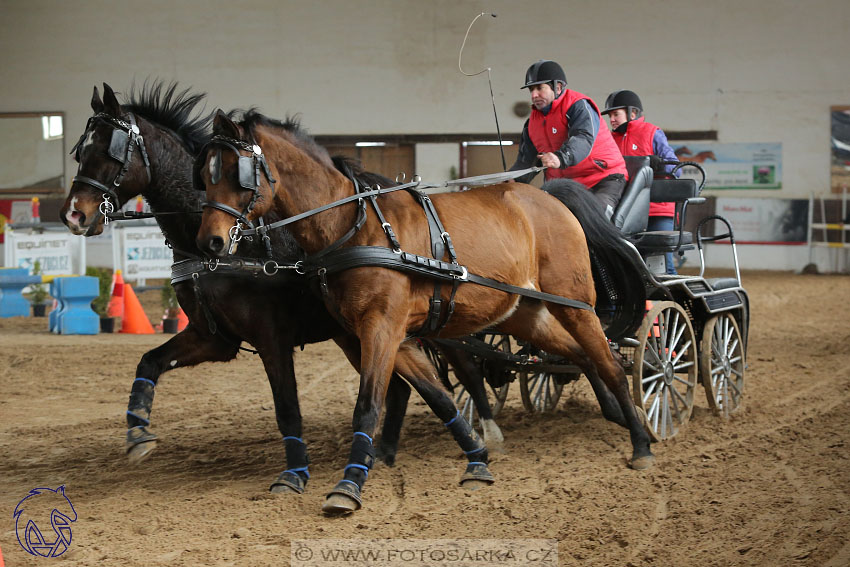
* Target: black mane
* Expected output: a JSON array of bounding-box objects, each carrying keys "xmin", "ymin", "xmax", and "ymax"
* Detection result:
[
  {"xmin": 125, "ymin": 80, "xmax": 212, "ymax": 154},
  {"xmin": 330, "ymin": 155, "xmax": 397, "ymax": 189}
]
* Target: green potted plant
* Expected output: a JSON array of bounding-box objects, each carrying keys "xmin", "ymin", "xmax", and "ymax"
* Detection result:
[
  {"xmin": 87, "ymin": 266, "xmax": 115, "ymax": 332},
  {"xmin": 29, "ymin": 260, "xmax": 50, "ymax": 317},
  {"xmin": 161, "ymin": 283, "xmax": 180, "ymax": 334}
]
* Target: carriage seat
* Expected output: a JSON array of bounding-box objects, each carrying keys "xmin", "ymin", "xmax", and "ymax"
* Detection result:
[
  {"xmin": 612, "ymin": 156, "xmax": 653, "ymax": 234},
  {"xmin": 707, "ymin": 277, "xmax": 740, "ymax": 291},
  {"xmin": 630, "ymin": 177, "xmax": 703, "ymax": 255}
]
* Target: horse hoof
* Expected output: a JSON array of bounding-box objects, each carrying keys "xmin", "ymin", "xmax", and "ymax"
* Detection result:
[
  {"xmin": 270, "ymin": 484, "xmax": 299, "ymax": 495},
  {"xmin": 322, "ymin": 493, "xmax": 359, "ymax": 516},
  {"xmin": 630, "ymin": 454, "xmax": 655, "ymax": 470},
  {"xmin": 460, "ymin": 479, "xmax": 491, "ymax": 491},
  {"xmin": 375, "ymin": 446, "xmax": 396, "ymax": 467},
  {"xmin": 127, "ymin": 440, "xmax": 157, "ymax": 465}
]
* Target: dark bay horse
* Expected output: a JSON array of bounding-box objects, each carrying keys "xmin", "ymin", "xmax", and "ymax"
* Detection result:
[
  {"xmin": 196, "ymin": 110, "xmax": 655, "ymax": 515},
  {"xmin": 58, "ymin": 82, "xmax": 422, "ymax": 494}
]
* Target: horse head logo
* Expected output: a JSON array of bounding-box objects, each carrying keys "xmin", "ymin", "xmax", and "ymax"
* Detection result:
[{"xmin": 13, "ymin": 486, "xmax": 77, "ymax": 557}]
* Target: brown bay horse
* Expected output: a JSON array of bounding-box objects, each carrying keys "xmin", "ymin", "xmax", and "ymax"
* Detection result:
[
  {"xmin": 58, "ymin": 83, "xmax": 426, "ymax": 496},
  {"xmin": 196, "ymin": 110, "xmax": 654, "ymax": 515}
]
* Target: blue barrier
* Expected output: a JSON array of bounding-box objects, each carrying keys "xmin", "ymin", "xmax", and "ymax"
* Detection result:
[
  {"xmin": 0, "ymin": 268, "xmax": 39, "ymax": 317},
  {"xmin": 49, "ymin": 278, "xmax": 63, "ymax": 332},
  {"xmin": 52, "ymin": 276, "xmax": 99, "ymax": 335}
]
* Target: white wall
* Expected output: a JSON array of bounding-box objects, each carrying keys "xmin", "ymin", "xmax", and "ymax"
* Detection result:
[{"xmin": 2, "ymin": 0, "xmax": 850, "ymax": 270}]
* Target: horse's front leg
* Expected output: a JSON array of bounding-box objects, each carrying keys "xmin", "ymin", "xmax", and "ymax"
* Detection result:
[
  {"xmin": 255, "ymin": 341, "xmax": 312, "ymax": 495},
  {"xmin": 126, "ymin": 323, "xmax": 239, "ymax": 463},
  {"xmin": 331, "ymin": 334, "xmax": 412, "ymax": 468},
  {"xmin": 323, "ymin": 320, "xmax": 404, "ymax": 515}
]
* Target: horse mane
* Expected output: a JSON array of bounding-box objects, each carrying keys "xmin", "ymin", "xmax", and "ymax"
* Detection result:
[
  {"xmin": 330, "ymin": 155, "xmax": 398, "ymax": 189},
  {"xmin": 124, "ymin": 80, "xmax": 212, "ymax": 154},
  {"xmin": 232, "ymin": 109, "xmax": 335, "ymax": 168}
]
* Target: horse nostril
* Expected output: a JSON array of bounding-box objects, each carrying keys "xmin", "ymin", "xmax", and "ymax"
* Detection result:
[{"xmin": 207, "ymin": 236, "xmax": 225, "ymax": 256}]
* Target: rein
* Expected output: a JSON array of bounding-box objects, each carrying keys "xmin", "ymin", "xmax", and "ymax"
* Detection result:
[{"xmin": 69, "ymin": 112, "xmax": 152, "ymax": 236}]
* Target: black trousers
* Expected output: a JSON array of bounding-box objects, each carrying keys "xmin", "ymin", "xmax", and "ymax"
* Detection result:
[{"xmin": 590, "ymin": 174, "xmax": 627, "ymax": 219}]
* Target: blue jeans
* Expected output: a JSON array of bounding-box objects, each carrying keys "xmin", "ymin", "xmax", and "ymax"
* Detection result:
[{"xmin": 647, "ymin": 216, "xmax": 677, "ymax": 274}]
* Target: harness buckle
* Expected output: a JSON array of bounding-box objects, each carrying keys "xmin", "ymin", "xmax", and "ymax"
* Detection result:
[
  {"xmin": 294, "ymin": 260, "xmax": 305, "ymax": 275},
  {"xmin": 453, "ymin": 266, "xmax": 469, "ymax": 281},
  {"xmin": 263, "ymin": 260, "xmax": 279, "ymax": 276},
  {"xmin": 99, "ymin": 197, "xmax": 114, "ymax": 226},
  {"xmin": 208, "ymin": 259, "xmax": 220, "ymax": 272}
]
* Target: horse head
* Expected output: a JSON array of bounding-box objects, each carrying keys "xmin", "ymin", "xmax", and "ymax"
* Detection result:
[
  {"xmin": 60, "ymin": 83, "xmax": 152, "ymax": 236},
  {"xmin": 195, "ymin": 110, "xmax": 280, "ymax": 257}
]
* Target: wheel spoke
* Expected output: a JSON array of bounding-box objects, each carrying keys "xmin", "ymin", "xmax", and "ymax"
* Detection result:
[
  {"xmin": 669, "ymin": 385, "xmax": 682, "ymax": 420},
  {"xmin": 649, "ymin": 392, "xmax": 661, "ymax": 430},
  {"xmin": 642, "ymin": 378, "xmax": 660, "ymax": 405},
  {"xmin": 672, "ymin": 374, "xmax": 693, "ymax": 386},
  {"xmin": 642, "ymin": 370, "xmax": 664, "ymax": 384},
  {"xmin": 670, "ymin": 384, "xmax": 689, "ymax": 408}
]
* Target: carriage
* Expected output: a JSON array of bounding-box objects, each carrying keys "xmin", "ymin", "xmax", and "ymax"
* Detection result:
[{"xmin": 422, "ymin": 156, "xmax": 750, "ymax": 443}]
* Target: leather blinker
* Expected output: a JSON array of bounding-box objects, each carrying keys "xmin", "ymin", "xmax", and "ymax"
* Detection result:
[
  {"xmin": 108, "ymin": 129, "xmax": 130, "ymax": 161},
  {"xmin": 238, "ymin": 156, "xmax": 256, "ymax": 190}
]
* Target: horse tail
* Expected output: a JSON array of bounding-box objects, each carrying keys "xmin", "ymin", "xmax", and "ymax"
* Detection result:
[{"xmin": 542, "ymin": 179, "xmax": 647, "ymax": 340}]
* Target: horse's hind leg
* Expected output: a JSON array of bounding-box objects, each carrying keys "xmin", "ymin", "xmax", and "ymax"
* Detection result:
[
  {"xmin": 546, "ymin": 307, "xmax": 653, "ymax": 469},
  {"xmin": 127, "ymin": 323, "xmax": 238, "ymax": 463},
  {"xmin": 392, "ymin": 342, "xmax": 495, "ymax": 489},
  {"xmin": 436, "ymin": 344, "xmax": 505, "ymax": 452},
  {"xmin": 500, "ymin": 305, "xmax": 653, "ymax": 469}
]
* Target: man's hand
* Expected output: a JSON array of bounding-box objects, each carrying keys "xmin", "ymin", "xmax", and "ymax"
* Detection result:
[{"xmin": 537, "ymin": 152, "xmax": 561, "ymax": 169}]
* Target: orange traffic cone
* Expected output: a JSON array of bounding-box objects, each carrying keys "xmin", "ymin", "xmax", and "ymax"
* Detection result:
[
  {"xmin": 121, "ymin": 284, "xmax": 155, "ymax": 334},
  {"xmin": 646, "ymin": 300, "xmax": 660, "ymax": 338},
  {"xmin": 176, "ymin": 307, "xmax": 189, "ymax": 332},
  {"xmin": 108, "ymin": 270, "xmax": 125, "ymax": 318}
]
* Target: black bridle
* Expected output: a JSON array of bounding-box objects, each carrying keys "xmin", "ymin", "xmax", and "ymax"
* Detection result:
[
  {"xmin": 69, "ymin": 112, "xmax": 152, "ymax": 236},
  {"xmin": 199, "ymin": 134, "xmax": 277, "ymax": 253}
]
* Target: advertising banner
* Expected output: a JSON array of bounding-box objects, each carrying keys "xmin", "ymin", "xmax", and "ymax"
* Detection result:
[
  {"xmin": 112, "ymin": 224, "xmax": 172, "ymax": 281},
  {"xmin": 3, "ymin": 226, "xmax": 86, "ymax": 274},
  {"xmin": 714, "ymin": 197, "xmax": 808, "ymax": 244},
  {"xmin": 673, "ymin": 142, "xmax": 782, "ymax": 190}
]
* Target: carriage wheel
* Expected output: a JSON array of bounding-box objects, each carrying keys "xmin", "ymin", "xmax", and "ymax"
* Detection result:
[
  {"xmin": 700, "ymin": 313, "xmax": 745, "ymax": 417},
  {"xmin": 632, "ymin": 301, "xmax": 697, "ymax": 441},
  {"xmin": 519, "ymin": 369, "xmax": 565, "ymax": 413}
]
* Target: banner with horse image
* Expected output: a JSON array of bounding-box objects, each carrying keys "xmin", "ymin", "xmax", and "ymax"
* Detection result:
[{"xmin": 673, "ymin": 142, "xmax": 782, "ymax": 190}]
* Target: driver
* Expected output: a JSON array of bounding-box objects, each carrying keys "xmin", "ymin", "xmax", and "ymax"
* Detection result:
[
  {"xmin": 509, "ymin": 60, "xmax": 628, "ymax": 219},
  {"xmin": 602, "ymin": 90, "xmax": 680, "ymax": 274}
]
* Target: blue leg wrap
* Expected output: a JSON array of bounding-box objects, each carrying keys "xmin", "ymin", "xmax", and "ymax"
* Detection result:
[
  {"xmin": 343, "ymin": 432, "xmax": 375, "ymax": 490},
  {"xmin": 445, "ymin": 412, "xmax": 488, "ymax": 464},
  {"xmin": 127, "ymin": 378, "xmax": 155, "ymax": 429}
]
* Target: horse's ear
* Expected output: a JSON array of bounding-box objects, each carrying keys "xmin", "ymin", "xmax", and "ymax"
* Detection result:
[
  {"xmin": 101, "ymin": 83, "xmax": 121, "ymax": 117},
  {"xmin": 90, "ymin": 86, "xmax": 104, "ymax": 113},
  {"xmin": 213, "ymin": 109, "xmax": 240, "ymax": 138}
]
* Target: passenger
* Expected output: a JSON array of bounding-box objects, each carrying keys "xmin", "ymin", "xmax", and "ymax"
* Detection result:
[
  {"xmin": 602, "ymin": 90, "xmax": 679, "ymax": 274},
  {"xmin": 509, "ymin": 60, "xmax": 628, "ymax": 219}
]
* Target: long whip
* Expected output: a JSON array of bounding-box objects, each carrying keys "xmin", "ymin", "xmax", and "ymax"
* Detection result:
[{"xmin": 458, "ymin": 12, "xmax": 506, "ymax": 171}]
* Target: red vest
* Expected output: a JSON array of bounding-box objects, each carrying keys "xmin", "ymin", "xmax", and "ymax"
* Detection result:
[
  {"xmin": 528, "ymin": 89, "xmax": 628, "ymax": 188},
  {"xmin": 611, "ymin": 117, "xmax": 656, "ymax": 156},
  {"xmin": 611, "ymin": 118, "xmax": 675, "ymax": 218}
]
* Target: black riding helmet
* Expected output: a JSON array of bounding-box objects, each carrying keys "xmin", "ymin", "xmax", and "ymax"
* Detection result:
[
  {"xmin": 521, "ymin": 60, "xmax": 567, "ymax": 89},
  {"xmin": 601, "ymin": 90, "xmax": 643, "ymax": 117}
]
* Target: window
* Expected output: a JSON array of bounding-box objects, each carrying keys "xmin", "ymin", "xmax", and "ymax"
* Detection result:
[{"xmin": 41, "ymin": 115, "xmax": 63, "ymax": 140}]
